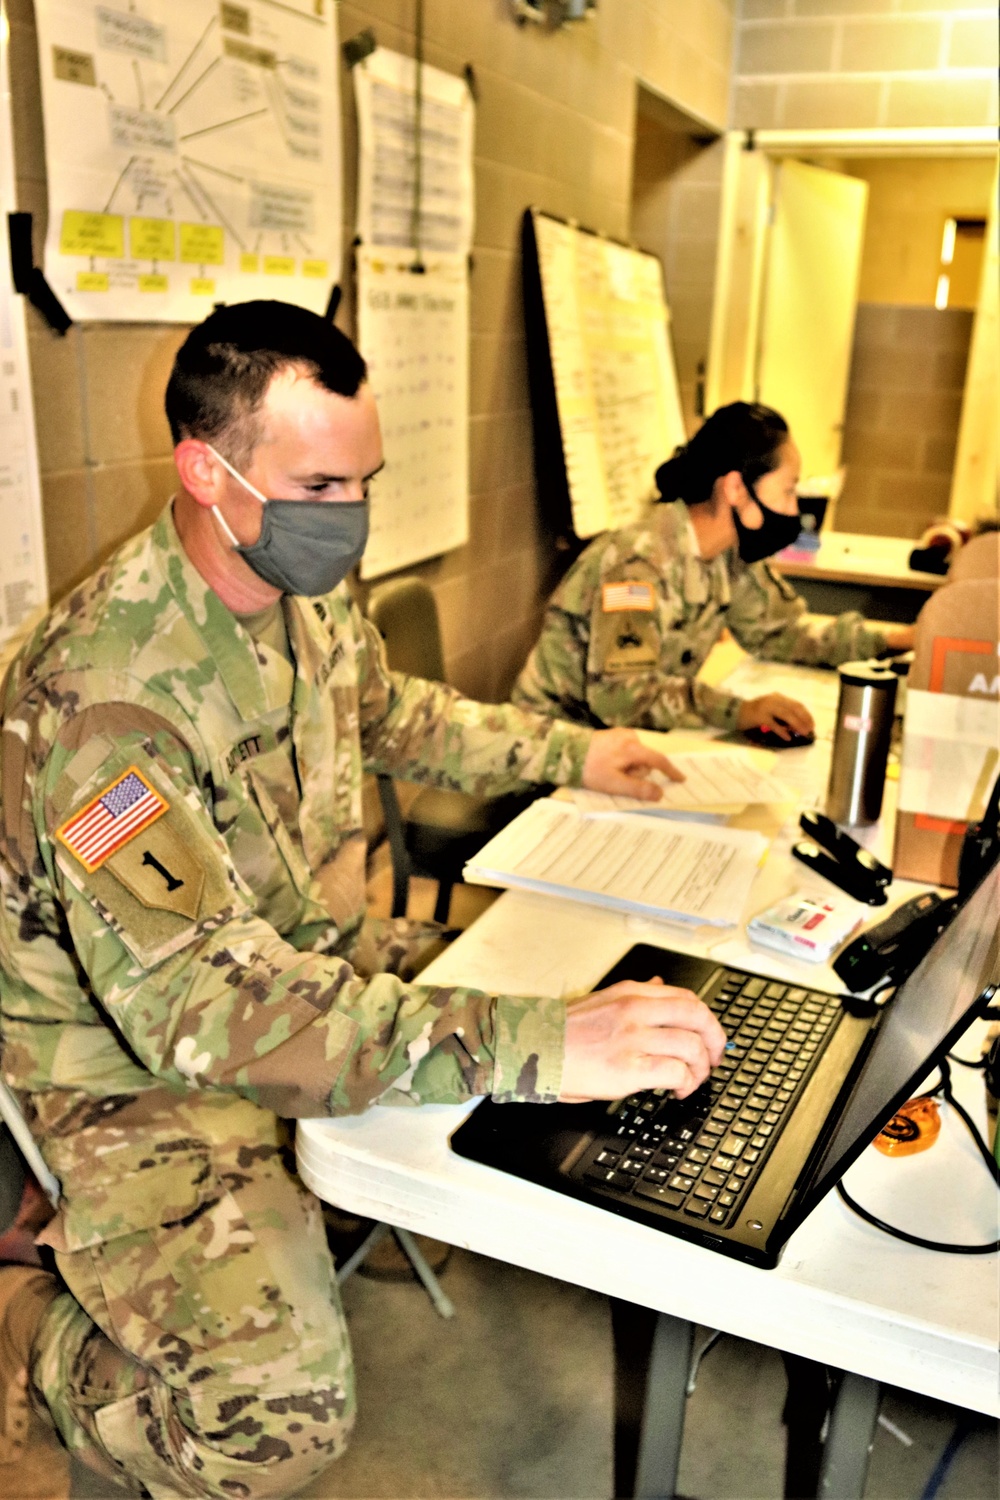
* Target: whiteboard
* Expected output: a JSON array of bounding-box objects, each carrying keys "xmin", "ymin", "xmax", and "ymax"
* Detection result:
[
  {"xmin": 526, "ymin": 209, "xmax": 686, "ymax": 539},
  {"xmin": 34, "ymin": 0, "xmax": 342, "ymax": 322},
  {"xmin": 0, "ymin": 15, "xmax": 48, "ymax": 652}
]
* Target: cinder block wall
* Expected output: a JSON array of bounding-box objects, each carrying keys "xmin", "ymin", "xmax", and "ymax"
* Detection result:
[
  {"xmin": 10, "ymin": 0, "xmax": 735, "ymax": 704},
  {"xmin": 732, "ymin": 0, "xmax": 999, "ymax": 131}
]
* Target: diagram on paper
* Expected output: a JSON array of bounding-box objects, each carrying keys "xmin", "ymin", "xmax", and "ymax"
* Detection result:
[{"xmin": 35, "ymin": 0, "xmax": 342, "ymax": 322}]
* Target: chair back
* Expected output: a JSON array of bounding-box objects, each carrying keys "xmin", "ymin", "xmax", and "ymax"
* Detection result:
[
  {"xmin": 949, "ymin": 530, "xmax": 1000, "ymax": 583},
  {"xmin": 367, "ymin": 578, "xmax": 446, "ymax": 681}
]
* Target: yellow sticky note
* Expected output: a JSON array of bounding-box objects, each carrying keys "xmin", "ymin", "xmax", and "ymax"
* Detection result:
[
  {"xmin": 76, "ymin": 271, "xmax": 109, "ymax": 292},
  {"xmin": 139, "ymin": 273, "xmax": 169, "ymax": 293},
  {"xmin": 263, "ymin": 255, "xmax": 295, "ymax": 276},
  {"xmin": 190, "ymin": 278, "xmax": 216, "ymax": 296},
  {"xmin": 61, "ymin": 211, "xmax": 124, "ymax": 258},
  {"xmin": 179, "ymin": 223, "xmax": 225, "ymax": 265},
  {"xmin": 240, "ymin": 253, "xmax": 260, "ymax": 273},
  {"xmin": 130, "ymin": 217, "xmax": 175, "ymax": 261},
  {"xmin": 302, "ymin": 259, "xmax": 329, "ymax": 279}
]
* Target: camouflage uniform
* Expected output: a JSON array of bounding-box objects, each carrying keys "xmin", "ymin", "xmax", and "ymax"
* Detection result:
[
  {"xmin": 0, "ymin": 502, "xmax": 593, "ymax": 1497},
  {"xmin": 513, "ymin": 502, "xmax": 890, "ymax": 731}
]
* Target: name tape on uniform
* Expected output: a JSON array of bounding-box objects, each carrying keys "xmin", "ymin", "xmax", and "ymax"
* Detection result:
[
  {"xmin": 602, "ymin": 581, "xmax": 655, "ymax": 613},
  {"xmin": 55, "ymin": 767, "xmax": 168, "ymax": 872}
]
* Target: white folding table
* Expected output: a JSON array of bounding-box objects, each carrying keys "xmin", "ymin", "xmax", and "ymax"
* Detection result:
[{"xmin": 298, "ymin": 706, "xmax": 999, "ymax": 1497}]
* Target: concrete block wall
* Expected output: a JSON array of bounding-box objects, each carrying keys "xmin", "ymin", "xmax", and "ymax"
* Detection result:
[
  {"xmin": 10, "ymin": 0, "xmax": 735, "ymax": 704},
  {"xmin": 732, "ymin": 0, "xmax": 999, "ymax": 130},
  {"xmin": 837, "ymin": 304, "xmax": 973, "ymax": 537}
]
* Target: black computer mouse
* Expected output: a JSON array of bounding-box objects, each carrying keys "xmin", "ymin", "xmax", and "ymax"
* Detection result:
[{"xmin": 741, "ymin": 724, "xmax": 816, "ymax": 750}]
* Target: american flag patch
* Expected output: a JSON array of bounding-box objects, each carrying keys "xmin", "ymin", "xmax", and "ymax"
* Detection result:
[
  {"xmin": 601, "ymin": 581, "xmax": 655, "ymax": 613},
  {"xmin": 55, "ymin": 768, "xmax": 168, "ymax": 873}
]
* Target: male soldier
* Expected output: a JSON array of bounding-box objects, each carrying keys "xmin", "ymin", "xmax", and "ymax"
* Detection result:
[
  {"xmin": 514, "ymin": 402, "xmax": 913, "ymax": 737},
  {"xmin": 0, "ymin": 301, "xmax": 725, "ymax": 1499}
]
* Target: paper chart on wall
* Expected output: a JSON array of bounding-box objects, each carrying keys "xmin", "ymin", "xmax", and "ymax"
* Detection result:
[
  {"xmin": 353, "ymin": 47, "xmax": 473, "ymax": 578},
  {"xmin": 0, "ymin": 20, "xmax": 48, "ymax": 653},
  {"xmin": 357, "ymin": 249, "xmax": 469, "ymax": 580},
  {"xmin": 531, "ymin": 210, "xmax": 686, "ymax": 539},
  {"xmin": 34, "ymin": 0, "xmax": 342, "ymax": 323},
  {"xmin": 353, "ymin": 46, "xmax": 474, "ymax": 258}
]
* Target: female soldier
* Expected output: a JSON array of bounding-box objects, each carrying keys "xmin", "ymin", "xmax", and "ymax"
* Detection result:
[{"xmin": 513, "ymin": 401, "xmax": 912, "ymax": 738}]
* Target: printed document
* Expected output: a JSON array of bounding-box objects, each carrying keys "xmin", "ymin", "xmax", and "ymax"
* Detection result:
[
  {"xmin": 566, "ymin": 750, "xmax": 790, "ymax": 818},
  {"xmin": 464, "ymin": 799, "xmax": 768, "ymax": 927}
]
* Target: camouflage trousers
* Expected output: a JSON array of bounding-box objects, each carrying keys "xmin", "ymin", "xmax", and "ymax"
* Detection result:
[{"xmin": 26, "ymin": 914, "xmax": 451, "ymax": 1499}]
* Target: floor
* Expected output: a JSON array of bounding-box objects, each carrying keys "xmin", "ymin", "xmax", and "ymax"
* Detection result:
[
  {"xmin": 70, "ymin": 1244, "xmax": 1000, "ymax": 1500},
  {"xmin": 50, "ymin": 867, "xmax": 1000, "ymax": 1499}
]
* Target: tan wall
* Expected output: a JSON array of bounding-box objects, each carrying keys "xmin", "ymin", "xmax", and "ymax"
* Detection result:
[
  {"xmin": 631, "ymin": 116, "xmax": 726, "ymax": 434},
  {"xmin": 732, "ymin": 0, "xmax": 999, "ymax": 131},
  {"xmin": 10, "ymin": 0, "xmax": 735, "ymax": 704},
  {"xmin": 846, "ymin": 157, "xmax": 994, "ymax": 307}
]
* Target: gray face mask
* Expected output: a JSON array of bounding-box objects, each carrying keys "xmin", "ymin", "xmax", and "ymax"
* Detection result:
[{"xmin": 208, "ymin": 446, "xmax": 369, "ymax": 596}]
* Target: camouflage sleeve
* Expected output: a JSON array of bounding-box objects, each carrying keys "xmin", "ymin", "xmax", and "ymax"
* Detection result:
[
  {"xmin": 354, "ymin": 613, "xmax": 593, "ymax": 793},
  {"xmin": 27, "ymin": 716, "xmax": 566, "ymax": 1116},
  {"xmin": 728, "ymin": 563, "xmax": 889, "ymax": 665}
]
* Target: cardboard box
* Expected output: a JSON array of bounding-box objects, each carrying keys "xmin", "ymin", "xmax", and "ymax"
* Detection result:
[{"xmin": 894, "ymin": 577, "xmax": 1000, "ymax": 887}]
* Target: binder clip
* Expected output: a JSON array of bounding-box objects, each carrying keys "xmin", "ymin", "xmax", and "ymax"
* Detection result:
[{"xmin": 792, "ymin": 810, "xmax": 892, "ymax": 906}]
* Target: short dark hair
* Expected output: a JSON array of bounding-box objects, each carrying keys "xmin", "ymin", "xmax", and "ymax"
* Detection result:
[
  {"xmin": 655, "ymin": 401, "xmax": 790, "ymax": 505},
  {"xmin": 166, "ymin": 300, "xmax": 368, "ymax": 467}
]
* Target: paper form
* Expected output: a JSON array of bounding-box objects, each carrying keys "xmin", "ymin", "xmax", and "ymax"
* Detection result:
[
  {"xmin": 565, "ymin": 751, "xmax": 791, "ymax": 818},
  {"xmin": 465, "ymin": 799, "xmax": 768, "ymax": 927}
]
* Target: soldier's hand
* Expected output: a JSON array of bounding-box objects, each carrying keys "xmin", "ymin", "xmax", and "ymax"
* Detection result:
[
  {"xmin": 736, "ymin": 693, "xmax": 814, "ymax": 741},
  {"xmin": 560, "ymin": 981, "xmax": 726, "ymax": 1101},
  {"xmin": 582, "ymin": 727, "xmax": 683, "ymax": 802},
  {"xmin": 882, "ymin": 624, "xmax": 914, "ymax": 652}
]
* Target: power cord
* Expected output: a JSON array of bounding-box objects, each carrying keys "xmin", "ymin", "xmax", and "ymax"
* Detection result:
[{"xmin": 836, "ymin": 1059, "xmax": 1000, "ymax": 1254}]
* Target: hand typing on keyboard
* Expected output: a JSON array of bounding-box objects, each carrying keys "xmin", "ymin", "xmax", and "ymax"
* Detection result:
[{"xmin": 559, "ymin": 980, "xmax": 727, "ymax": 1104}]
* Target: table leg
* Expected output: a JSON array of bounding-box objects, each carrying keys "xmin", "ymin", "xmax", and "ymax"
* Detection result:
[
  {"xmin": 611, "ymin": 1299, "xmax": 693, "ymax": 1499},
  {"xmin": 817, "ymin": 1371, "xmax": 880, "ymax": 1500},
  {"xmin": 781, "ymin": 1353, "xmax": 832, "ymax": 1499}
]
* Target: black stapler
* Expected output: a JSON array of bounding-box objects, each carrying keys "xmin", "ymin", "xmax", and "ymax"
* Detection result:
[{"xmin": 792, "ymin": 810, "xmax": 892, "ymax": 905}]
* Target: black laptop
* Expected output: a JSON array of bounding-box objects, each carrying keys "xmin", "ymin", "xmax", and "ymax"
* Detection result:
[{"xmin": 451, "ymin": 861, "xmax": 1000, "ymax": 1269}]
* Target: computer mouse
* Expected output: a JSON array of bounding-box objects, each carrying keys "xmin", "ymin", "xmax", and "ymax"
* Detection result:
[{"xmin": 741, "ymin": 724, "xmax": 816, "ymax": 750}]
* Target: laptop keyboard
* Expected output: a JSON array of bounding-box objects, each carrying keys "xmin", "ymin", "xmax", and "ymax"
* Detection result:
[{"xmin": 571, "ymin": 972, "xmax": 843, "ymax": 1229}]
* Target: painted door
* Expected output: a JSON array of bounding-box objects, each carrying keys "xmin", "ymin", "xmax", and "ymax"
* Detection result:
[{"xmin": 757, "ymin": 159, "xmax": 868, "ymax": 484}]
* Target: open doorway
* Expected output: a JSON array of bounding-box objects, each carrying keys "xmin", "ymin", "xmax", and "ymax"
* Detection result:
[
  {"xmin": 835, "ymin": 156, "xmax": 992, "ymax": 538},
  {"xmin": 707, "ymin": 133, "xmax": 998, "ymax": 541},
  {"xmin": 629, "ymin": 86, "xmax": 721, "ymax": 436}
]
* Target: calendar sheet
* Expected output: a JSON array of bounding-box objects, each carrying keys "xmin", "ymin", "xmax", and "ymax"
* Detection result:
[{"xmin": 357, "ymin": 250, "xmax": 468, "ymax": 580}]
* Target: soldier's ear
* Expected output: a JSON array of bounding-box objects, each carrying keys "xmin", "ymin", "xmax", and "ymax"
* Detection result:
[
  {"xmin": 175, "ymin": 440, "xmax": 224, "ymax": 509},
  {"xmin": 717, "ymin": 470, "xmax": 746, "ymax": 512}
]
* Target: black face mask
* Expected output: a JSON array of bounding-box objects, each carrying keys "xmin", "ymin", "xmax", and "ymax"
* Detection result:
[{"xmin": 733, "ymin": 485, "xmax": 801, "ymax": 565}]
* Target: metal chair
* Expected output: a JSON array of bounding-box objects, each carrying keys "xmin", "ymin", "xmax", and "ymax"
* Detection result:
[{"xmin": 367, "ymin": 577, "xmax": 509, "ymax": 924}]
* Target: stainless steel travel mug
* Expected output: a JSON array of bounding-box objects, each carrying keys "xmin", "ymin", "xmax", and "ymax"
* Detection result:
[{"xmin": 825, "ymin": 662, "xmax": 898, "ymax": 826}]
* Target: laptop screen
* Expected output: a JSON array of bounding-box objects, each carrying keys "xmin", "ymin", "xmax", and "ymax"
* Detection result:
[{"xmin": 797, "ymin": 859, "xmax": 1000, "ymax": 1216}]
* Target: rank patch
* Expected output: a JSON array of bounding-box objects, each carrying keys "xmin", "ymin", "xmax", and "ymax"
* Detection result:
[
  {"xmin": 56, "ymin": 767, "xmax": 168, "ymax": 872},
  {"xmin": 602, "ymin": 581, "xmax": 655, "ymax": 613}
]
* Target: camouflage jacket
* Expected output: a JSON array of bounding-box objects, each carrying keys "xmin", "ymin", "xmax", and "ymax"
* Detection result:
[
  {"xmin": 513, "ymin": 502, "xmax": 888, "ymax": 731},
  {"xmin": 0, "ymin": 503, "xmax": 594, "ymax": 1142}
]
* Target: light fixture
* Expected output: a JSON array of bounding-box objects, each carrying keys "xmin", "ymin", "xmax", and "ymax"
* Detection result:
[
  {"xmin": 934, "ymin": 273, "xmax": 950, "ymax": 311},
  {"xmin": 940, "ymin": 218, "xmax": 957, "ymax": 266}
]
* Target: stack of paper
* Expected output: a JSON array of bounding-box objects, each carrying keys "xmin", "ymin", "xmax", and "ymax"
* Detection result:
[{"xmin": 464, "ymin": 798, "xmax": 768, "ymax": 927}]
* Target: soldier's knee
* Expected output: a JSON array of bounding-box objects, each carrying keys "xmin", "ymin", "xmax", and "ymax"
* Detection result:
[{"xmin": 179, "ymin": 1387, "xmax": 356, "ymax": 1499}]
